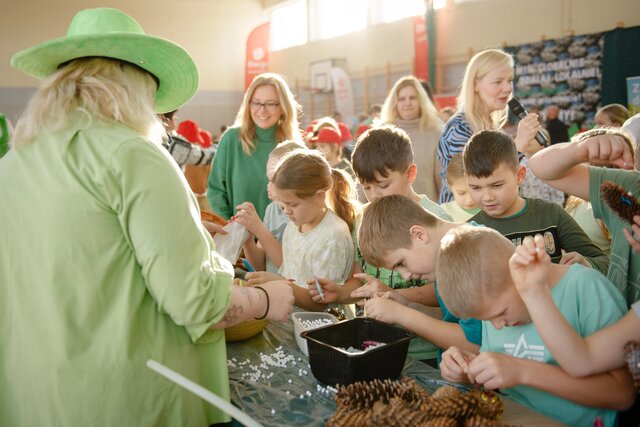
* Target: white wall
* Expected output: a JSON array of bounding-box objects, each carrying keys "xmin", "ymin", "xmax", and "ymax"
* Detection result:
[
  {"xmin": 1, "ymin": 0, "xmax": 268, "ymax": 130},
  {"xmin": 269, "ymin": 0, "xmax": 640, "ymax": 92},
  {"xmin": 3, "ymin": 0, "xmax": 640, "ymax": 128}
]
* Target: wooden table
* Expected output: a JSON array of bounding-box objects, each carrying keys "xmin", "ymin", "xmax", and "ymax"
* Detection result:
[{"xmin": 226, "ymin": 319, "xmax": 563, "ymax": 427}]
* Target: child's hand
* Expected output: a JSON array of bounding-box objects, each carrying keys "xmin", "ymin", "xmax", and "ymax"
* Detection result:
[
  {"xmin": 383, "ymin": 290, "xmax": 410, "ymax": 305},
  {"xmin": 202, "ymin": 220, "xmax": 227, "ymax": 237},
  {"xmin": 559, "ymin": 249, "xmax": 591, "ymax": 267},
  {"xmin": 246, "ymin": 271, "xmax": 284, "ymax": 285},
  {"xmin": 350, "ymin": 273, "xmax": 392, "ymax": 299},
  {"xmin": 233, "ymin": 202, "xmax": 265, "ymax": 236},
  {"xmin": 622, "ymin": 214, "xmax": 640, "ymax": 252},
  {"xmin": 307, "ymin": 276, "xmax": 338, "ymax": 304},
  {"xmin": 574, "ymin": 132, "xmax": 634, "ymax": 169},
  {"xmin": 362, "ymin": 293, "xmax": 401, "ymax": 324},
  {"xmin": 440, "ymin": 346, "xmax": 478, "ymax": 384},
  {"xmin": 509, "ymin": 234, "xmax": 551, "ymax": 296},
  {"xmin": 514, "ymin": 113, "xmax": 542, "ymax": 152},
  {"xmin": 467, "ymin": 352, "xmax": 524, "ymax": 390}
]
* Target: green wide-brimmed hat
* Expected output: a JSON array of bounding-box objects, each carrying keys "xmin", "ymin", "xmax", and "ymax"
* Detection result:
[{"xmin": 10, "ymin": 7, "xmax": 198, "ymax": 113}]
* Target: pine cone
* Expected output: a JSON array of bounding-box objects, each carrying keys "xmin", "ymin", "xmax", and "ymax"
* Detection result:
[
  {"xmin": 371, "ymin": 397, "xmax": 433, "ymax": 427},
  {"xmin": 467, "ymin": 389, "xmax": 504, "ymax": 420},
  {"xmin": 463, "ymin": 415, "xmax": 509, "ymax": 427},
  {"xmin": 407, "ymin": 379, "xmax": 433, "ymax": 405},
  {"xmin": 431, "ymin": 385, "xmax": 462, "ymax": 400},
  {"xmin": 600, "ymin": 181, "xmax": 640, "ymax": 225},
  {"xmin": 335, "ymin": 377, "xmax": 419, "ymax": 410},
  {"xmin": 624, "ymin": 341, "xmax": 640, "ymax": 390},
  {"xmin": 423, "ymin": 391, "xmax": 480, "ymax": 418},
  {"xmin": 326, "ymin": 408, "xmax": 371, "ymax": 427},
  {"xmin": 420, "ymin": 417, "xmax": 459, "ymax": 427}
]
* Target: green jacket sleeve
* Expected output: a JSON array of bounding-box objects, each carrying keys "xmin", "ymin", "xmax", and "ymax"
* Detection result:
[
  {"xmin": 207, "ymin": 131, "xmax": 233, "ymax": 219},
  {"xmin": 0, "ymin": 113, "xmax": 9, "ymax": 158},
  {"xmin": 107, "ymin": 138, "xmax": 233, "ymax": 342},
  {"xmin": 556, "ymin": 203, "xmax": 610, "ymax": 275}
]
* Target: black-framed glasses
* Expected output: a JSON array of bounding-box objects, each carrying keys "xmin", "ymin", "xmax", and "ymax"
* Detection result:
[{"xmin": 249, "ymin": 100, "xmax": 280, "ymax": 112}]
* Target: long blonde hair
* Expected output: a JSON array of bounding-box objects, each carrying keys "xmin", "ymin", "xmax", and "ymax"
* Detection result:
[
  {"xmin": 12, "ymin": 57, "xmax": 161, "ymax": 147},
  {"xmin": 596, "ymin": 103, "xmax": 631, "ymax": 127},
  {"xmin": 381, "ymin": 75, "xmax": 441, "ymax": 132},
  {"xmin": 458, "ymin": 49, "xmax": 513, "ymax": 133},
  {"xmin": 235, "ymin": 72, "xmax": 301, "ymax": 155},
  {"xmin": 273, "ymin": 149, "xmax": 358, "ymax": 232}
]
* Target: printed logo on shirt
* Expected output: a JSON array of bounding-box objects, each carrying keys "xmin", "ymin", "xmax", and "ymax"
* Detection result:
[
  {"xmin": 503, "ymin": 334, "xmax": 545, "ymax": 361},
  {"xmin": 505, "ymin": 226, "xmax": 561, "ymax": 261}
]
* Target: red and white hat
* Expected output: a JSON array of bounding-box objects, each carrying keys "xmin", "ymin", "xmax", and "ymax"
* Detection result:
[
  {"xmin": 177, "ymin": 120, "xmax": 204, "ymax": 145},
  {"xmin": 310, "ymin": 127, "xmax": 342, "ymax": 145}
]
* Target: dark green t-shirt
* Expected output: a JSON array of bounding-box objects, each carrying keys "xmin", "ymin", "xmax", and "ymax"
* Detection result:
[{"xmin": 470, "ymin": 198, "xmax": 609, "ymax": 275}]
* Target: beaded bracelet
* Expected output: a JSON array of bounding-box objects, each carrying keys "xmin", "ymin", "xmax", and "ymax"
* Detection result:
[{"xmin": 254, "ymin": 286, "xmax": 269, "ymax": 320}]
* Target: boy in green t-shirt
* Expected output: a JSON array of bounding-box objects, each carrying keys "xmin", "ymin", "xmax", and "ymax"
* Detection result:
[{"xmin": 464, "ymin": 130, "xmax": 609, "ymax": 274}]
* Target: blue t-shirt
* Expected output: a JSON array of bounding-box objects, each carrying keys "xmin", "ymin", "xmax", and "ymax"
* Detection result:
[
  {"xmin": 434, "ymin": 282, "xmax": 482, "ymax": 346},
  {"xmin": 432, "ymin": 219, "xmax": 484, "ymax": 350},
  {"xmin": 263, "ymin": 201, "xmax": 289, "ymax": 274},
  {"xmin": 481, "ymin": 264, "xmax": 626, "ymax": 427}
]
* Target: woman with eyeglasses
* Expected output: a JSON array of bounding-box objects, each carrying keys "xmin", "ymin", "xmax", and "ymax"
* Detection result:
[{"xmin": 207, "ymin": 73, "xmax": 302, "ymax": 220}]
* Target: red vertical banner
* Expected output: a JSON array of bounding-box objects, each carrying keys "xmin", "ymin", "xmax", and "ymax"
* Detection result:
[
  {"xmin": 434, "ymin": 95, "xmax": 457, "ymax": 110},
  {"xmin": 412, "ymin": 16, "xmax": 429, "ymax": 82},
  {"xmin": 245, "ymin": 23, "xmax": 270, "ymax": 90}
]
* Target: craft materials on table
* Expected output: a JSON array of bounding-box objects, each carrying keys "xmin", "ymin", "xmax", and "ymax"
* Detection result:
[{"xmin": 326, "ymin": 377, "xmax": 507, "ymax": 427}]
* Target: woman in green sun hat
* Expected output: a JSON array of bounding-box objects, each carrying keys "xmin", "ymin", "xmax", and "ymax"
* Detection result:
[{"xmin": 1, "ymin": 7, "xmax": 293, "ymax": 426}]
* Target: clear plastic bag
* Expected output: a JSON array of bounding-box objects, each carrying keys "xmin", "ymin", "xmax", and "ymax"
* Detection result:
[{"xmin": 212, "ymin": 221, "xmax": 250, "ymax": 264}]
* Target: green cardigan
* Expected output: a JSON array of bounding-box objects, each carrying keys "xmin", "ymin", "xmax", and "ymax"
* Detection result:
[{"xmin": 207, "ymin": 126, "xmax": 277, "ymax": 220}]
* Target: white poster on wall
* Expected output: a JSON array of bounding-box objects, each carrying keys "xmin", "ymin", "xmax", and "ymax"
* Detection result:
[{"xmin": 330, "ymin": 67, "xmax": 354, "ymax": 120}]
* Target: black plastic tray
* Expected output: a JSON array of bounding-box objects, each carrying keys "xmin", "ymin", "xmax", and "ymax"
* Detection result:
[{"xmin": 300, "ymin": 317, "xmax": 413, "ymax": 386}]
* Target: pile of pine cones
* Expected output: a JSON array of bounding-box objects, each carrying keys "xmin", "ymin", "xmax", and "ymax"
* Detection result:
[{"xmin": 326, "ymin": 377, "xmax": 510, "ymax": 427}]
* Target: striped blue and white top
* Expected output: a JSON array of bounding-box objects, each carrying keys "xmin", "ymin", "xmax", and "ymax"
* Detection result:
[{"xmin": 437, "ymin": 112, "xmax": 473, "ymax": 203}]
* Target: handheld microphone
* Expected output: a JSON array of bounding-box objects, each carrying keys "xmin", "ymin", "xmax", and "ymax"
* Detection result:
[{"xmin": 508, "ymin": 97, "xmax": 549, "ymax": 147}]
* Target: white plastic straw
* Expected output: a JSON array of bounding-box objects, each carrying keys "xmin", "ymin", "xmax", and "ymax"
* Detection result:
[{"xmin": 146, "ymin": 359, "xmax": 263, "ymax": 427}]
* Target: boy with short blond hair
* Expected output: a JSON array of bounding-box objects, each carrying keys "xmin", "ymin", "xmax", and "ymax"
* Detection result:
[
  {"xmin": 355, "ymin": 195, "xmax": 481, "ymax": 355},
  {"xmin": 358, "ymin": 194, "xmax": 439, "ymax": 269},
  {"xmin": 436, "ymin": 225, "xmax": 633, "ymax": 427},
  {"xmin": 440, "ymin": 153, "xmax": 480, "ymax": 221},
  {"xmin": 463, "ymin": 130, "xmax": 609, "ymax": 274}
]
